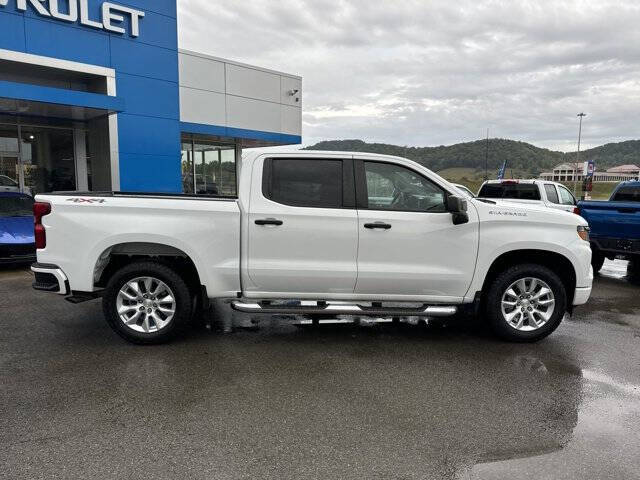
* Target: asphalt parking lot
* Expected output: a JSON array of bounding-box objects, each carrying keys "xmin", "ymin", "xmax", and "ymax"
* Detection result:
[{"xmin": 1, "ymin": 261, "xmax": 639, "ymax": 480}]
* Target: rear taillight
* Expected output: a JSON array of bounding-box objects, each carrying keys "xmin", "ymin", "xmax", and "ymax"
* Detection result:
[
  {"xmin": 33, "ymin": 202, "xmax": 51, "ymax": 249},
  {"xmin": 573, "ymin": 206, "xmax": 580, "ymax": 215}
]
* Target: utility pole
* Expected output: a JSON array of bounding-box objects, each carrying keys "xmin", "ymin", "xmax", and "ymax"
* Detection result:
[
  {"xmin": 484, "ymin": 128, "xmax": 489, "ymax": 181},
  {"xmin": 573, "ymin": 113, "xmax": 586, "ymax": 196}
]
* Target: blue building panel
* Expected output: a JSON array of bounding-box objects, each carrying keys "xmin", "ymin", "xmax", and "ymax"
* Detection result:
[
  {"xmin": 118, "ymin": 114, "xmax": 181, "ymax": 156},
  {"xmin": 24, "ymin": 17, "xmax": 111, "ymax": 67},
  {"xmin": 129, "ymin": 11, "xmax": 178, "ymax": 50},
  {"xmin": 118, "ymin": 152, "xmax": 182, "ymax": 192},
  {"xmin": 0, "ymin": 11, "xmax": 26, "ymax": 52},
  {"xmin": 110, "ymin": 36, "xmax": 179, "ymax": 82},
  {"xmin": 0, "ymin": 80, "xmax": 124, "ymax": 111},
  {"xmin": 115, "ymin": 74, "xmax": 179, "ymax": 119},
  {"xmin": 80, "ymin": 0, "xmax": 177, "ymax": 20}
]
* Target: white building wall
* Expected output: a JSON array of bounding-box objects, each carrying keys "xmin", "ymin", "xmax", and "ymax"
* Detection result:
[{"xmin": 178, "ymin": 50, "xmax": 302, "ymax": 138}]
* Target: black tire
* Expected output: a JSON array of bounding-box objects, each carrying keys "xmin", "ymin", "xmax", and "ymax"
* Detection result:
[
  {"xmin": 591, "ymin": 249, "xmax": 605, "ymax": 274},
  {"xmin": 102, "ymin": 261, "xmax": 193, "ymax": 344},
  {"xmin": 628, "ymin": 256, "xmax": 640, "ymax": 285},
  {"xmin": 484, "ymin": 263, "xmax": 567, "ymax": 342}
]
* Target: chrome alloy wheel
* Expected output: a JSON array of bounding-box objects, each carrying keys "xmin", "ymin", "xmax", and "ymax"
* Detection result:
[
  {"xmin": 500, "ymin": 277, "xmax": 555, "ymax": 332},
  {"xmin": 116, "ymin": 276, "xmax": 176, "ymax": 333}
]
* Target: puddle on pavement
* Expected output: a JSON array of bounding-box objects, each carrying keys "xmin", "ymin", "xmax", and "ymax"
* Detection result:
[{"xmin": 467, "ymin": 367, "xmax": 640, "ymax": 480}]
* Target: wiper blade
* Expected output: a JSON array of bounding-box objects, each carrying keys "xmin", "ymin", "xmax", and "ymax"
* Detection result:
[{"xmin": 475, "ymin": 198, "xmax": 497, "ymax": 204}]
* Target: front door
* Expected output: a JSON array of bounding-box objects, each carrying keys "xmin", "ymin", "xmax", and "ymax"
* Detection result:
[
  {"xmin": 354, "ymin": 159, "xmax": 479, "ymax": 301},
  {"xmin": 245, "ymin": 155, "xmax": 358, "ymax": 297},
  {"xmin": 556, "ymin": 184, "xmax": 578, "ymax": 212}
]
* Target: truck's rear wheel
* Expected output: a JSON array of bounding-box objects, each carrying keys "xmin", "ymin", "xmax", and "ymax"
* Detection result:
[
  {"xmin": 484, "ymin": 264, "xmax": 567, "ymax": 342},
  {"xmin": 102, "ymin": 261, "xmax": 192, "ymax": 344}
]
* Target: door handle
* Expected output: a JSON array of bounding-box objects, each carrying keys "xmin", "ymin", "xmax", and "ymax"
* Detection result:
[
  {"xmin": 255, "ymin": 218, "xmax": 283, "ymax": 226},
  {"xmin": 364, "ymin": 222, "xmax": 392, "ymax": 230}
]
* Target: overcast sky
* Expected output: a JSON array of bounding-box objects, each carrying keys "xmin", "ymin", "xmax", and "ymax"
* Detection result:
[{"xmin": 177, "ymin": 0, "xmax": 640, "ymax": 151}]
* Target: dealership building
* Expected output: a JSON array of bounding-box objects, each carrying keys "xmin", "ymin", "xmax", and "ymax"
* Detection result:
[{"xmin": 0, "ymin": 0, "xmax": 302, "ymax": 195}]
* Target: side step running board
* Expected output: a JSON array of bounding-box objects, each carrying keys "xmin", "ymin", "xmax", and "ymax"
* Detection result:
[{"xmin": 231, "ymin": 301, "xmax": 457, "ymax": 317}]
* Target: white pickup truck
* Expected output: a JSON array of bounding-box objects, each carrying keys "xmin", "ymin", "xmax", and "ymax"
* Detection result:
[
  {"xmin": 478, "ymin": 179, "xmax": 579, "ymax": 213},
  {"xmin": 31, "ymin": 150, "xmax": 593, "ymax": 344}
]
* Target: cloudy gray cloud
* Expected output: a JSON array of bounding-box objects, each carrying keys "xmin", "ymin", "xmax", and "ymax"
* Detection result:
[{"xmin": 178, "ymin": 0, "xmax": 640, "ymax": 151}]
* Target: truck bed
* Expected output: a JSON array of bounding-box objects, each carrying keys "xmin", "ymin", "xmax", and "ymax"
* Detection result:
[
  {"xmin": 578, "ymin": 200, "xmax": 640, "ymax": 240},
  {"xmin": 34, "ymin": 191, "xmax": 242, "ymax": 296}
]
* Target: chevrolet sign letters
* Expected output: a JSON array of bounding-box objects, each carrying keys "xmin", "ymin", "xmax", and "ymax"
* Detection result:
[{"xmin": 0, "ymin": 0, "xmax": 145, "ymax": 37}]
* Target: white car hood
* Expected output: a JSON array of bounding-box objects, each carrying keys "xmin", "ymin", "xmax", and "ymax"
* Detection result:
[{"xmin": 472, "ymin": 198, "xmax": 586, "ymax": 225}]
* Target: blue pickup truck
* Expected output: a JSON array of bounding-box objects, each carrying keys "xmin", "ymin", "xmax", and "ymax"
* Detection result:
[{"xmin": 578, "ymin": 181, "xmax": 640, "ymax": 274}]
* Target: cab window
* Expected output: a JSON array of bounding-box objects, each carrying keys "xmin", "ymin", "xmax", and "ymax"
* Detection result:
[
  {"xmin": 557, "ymin": 186, "xmax": 576, "ymax": 205},
  {"xmin": 362, "ymin": 161, "xmax": 446, "ymax": 212},
  {"xmin": 544, "ymin": 185, "xmax": 560, "ymax": 204},
  {"xmin": 478, "ymin": 183, "xmax": 541, "ymax": 200},
  {"xmin": 264, "ymin": 158, "xmax": 343, "ymax": 208}
]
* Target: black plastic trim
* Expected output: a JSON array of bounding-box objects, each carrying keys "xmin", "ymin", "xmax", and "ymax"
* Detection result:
[
  {"xmin": 354, "ymin": 160, "xmax": 368, "ymax": 209},
  {"xmin": 31, "ymin": 262, "xmax": 60, "ymax": 269},
  {"xmin": 65, "ymin": 291, "xmax": 103, "ymax": 304},
  {"xmin": 343, "ymin": 159, "xmax": 356, "ymax": 208}
]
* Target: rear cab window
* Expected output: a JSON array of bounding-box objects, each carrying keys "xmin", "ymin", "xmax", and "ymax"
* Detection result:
[
  {"xmin": 611, "ymin": 185, "xmax": 640, "ymax": 202},
  {"xmin": 478, "ymin": 183, "xmax": 541, "ymax": 200},
  {"xmin": 262, "ymin": 158, "xmax": 347, "ymax": 208}
]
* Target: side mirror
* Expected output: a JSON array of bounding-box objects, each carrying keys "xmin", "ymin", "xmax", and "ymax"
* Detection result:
[
  {"xmin": 446, "ymin": 195, "xmax": 467, "ymax": 213},
  {"xmin": 446, "ymin": 195, "xmax": 469, "ymax": 225}
]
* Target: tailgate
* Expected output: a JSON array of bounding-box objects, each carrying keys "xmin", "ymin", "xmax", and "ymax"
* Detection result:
[{"xmin": 580, "ymin": 201, "xmax": 640, "ymax": 239}]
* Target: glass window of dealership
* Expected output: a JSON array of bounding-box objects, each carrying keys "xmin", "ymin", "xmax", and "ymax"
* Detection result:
[{"xmin": 0, "ymin": 0, "xmax": 301, "ymax": 196}]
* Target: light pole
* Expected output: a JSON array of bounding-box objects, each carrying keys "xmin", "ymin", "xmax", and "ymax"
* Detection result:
[
  {"xmin": 484, "ymin": 128, "xmax": 489, "ymax": 181},
  {"xmin": 573, "ymin": 113, "xmax": 586, "ymax": 196}
]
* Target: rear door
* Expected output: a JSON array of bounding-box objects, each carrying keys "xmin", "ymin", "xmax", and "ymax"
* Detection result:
[
  {"xmin": 354, "ymin": 158, "xmax": 479, "ymax": 300},
  {"xmin": 245, "ymin": 155, "xmax": 359, "ymax": 296}
]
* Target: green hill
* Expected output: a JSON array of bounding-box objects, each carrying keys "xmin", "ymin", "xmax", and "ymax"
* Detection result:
[{"xmin": 304, "ymin": 138, "xmax": 640, "ymax": 177}]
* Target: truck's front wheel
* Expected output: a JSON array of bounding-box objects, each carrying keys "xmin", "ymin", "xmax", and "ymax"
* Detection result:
[
  {"xmin": 102, "ymin": 261, "xmax": 192, "ymax": 344},
  {"xmin": 484, "ymin": 264, "xmax": 567, "ymax": 342}
]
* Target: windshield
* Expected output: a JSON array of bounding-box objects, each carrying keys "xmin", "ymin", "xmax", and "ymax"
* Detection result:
[
  {"xmin": 478, "ymin": 183, "xmax": 541, "ymax": 200},
  {"xmin": 0, "ymin": 195, "xmax": 34, "ymax": 217}
]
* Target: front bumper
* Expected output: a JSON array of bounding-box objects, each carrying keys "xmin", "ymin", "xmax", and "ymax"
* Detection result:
[
  {"xmin": 31, "ymin": 263, "xmax": 69, "ymax": 295},
  {"xmin": 573, "ymin": 285, "xmax": 592, "ymax": 306}
]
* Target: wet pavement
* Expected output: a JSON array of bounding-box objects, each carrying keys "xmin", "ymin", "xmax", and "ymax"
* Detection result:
[{"xmin": 1, "ymin": 260, "xmax": 639, "ymax": 479}]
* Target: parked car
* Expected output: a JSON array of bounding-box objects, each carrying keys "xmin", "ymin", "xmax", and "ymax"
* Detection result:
[
  {"xmin": 0, "ymin": 175, "xmax": 20, "ymax": 193},
  {"xmin": 478, "ymin": 179, "xmax": 578, "ymax": 213},
  {"xmin": 0, "ymin": 192, "xmax": 36, "ymax": 264},
  {"xmin": 577, "ymin": 181, "xmax": 640, "ymax": 273},
  {"xmin": 452, "ymin": 183, "xmax": 476, "ymax": 198},
  {"xmin": 31, "ymin": 150, "xmax": 592, "ymax": 344}
]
